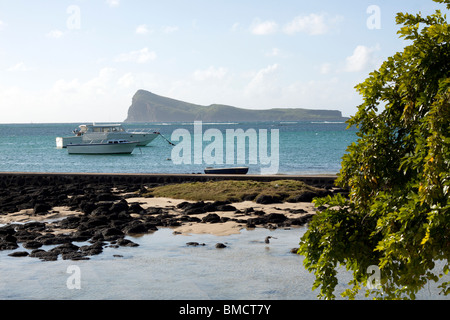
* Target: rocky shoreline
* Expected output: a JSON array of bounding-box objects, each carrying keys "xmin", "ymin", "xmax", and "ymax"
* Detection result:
[{"xmin": 0, "ymin": 178, "xmax": 342, "ymax": 261}]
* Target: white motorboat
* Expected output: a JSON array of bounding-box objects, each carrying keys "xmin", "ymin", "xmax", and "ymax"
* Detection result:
[
  {"xmin": 56, "ymin": 123, "xmax": 159, "ymax": 148},
  {"xmin": 67, "ymin": 139, "xmax": 139, "ymax": 154}
]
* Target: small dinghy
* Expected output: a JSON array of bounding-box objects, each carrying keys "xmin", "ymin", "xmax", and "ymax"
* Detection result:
[{"xmin": 204, "ymin": 167, "xmax": 249, "ymax": 174}]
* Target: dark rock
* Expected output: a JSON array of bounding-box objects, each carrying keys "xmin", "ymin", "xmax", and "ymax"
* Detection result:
[
  {"xmin": 202, "ymin": 201, "xmax": 231, "ymax": 212},
  {"xmin": 23, "ymin": 241, "xmax": 43, "ymax": 249},
  {"xmin": 102, "ymin": 227, "xmax": 124, "ymax": 237},
  {"xmin": 79, "ymin": 201, "xmax": 96, "ymax": 215},
  {"xmin": 0, "ymin": 225, "xmax": 15, "ymax": 236},
  {"xmin": 266, "ymin": 213, "xmax": 288, "ymax": 223},
  {"xmin": 186, "ymin": 242, "xmax": 205, "ymax": 246},
  {"xmin": 255, "ymin": 194, "xmax": 282, "ymax": 204},
  {"xmin": 146, "ymin": 207, "xmax": 164, "ymax": 215},
  {"xmin": 123, "ymin": 222, "xmax": 148, "ymax": 235},
  {"xmin": 165, "ymin": 219, "xmax": 181, "ymax": 227},
  {"xmin": 89, "ymin": 203, "xmax": 112, "ymax": 217},
  {"xmin": 0, "ymin": 240, "xmax": 19, "ymax": 250},
  {"xmin": 129, "ymin": 203, "xmax": 145, "ymax": 214},
  {"xmin": 288, "ymin": 214, "xmax": 315, "ymax": 226},
  {"xmin": 116, "ymin": 211, "xmax": 132, "ymax": 221},
  {"xmin": 96, "ymin": 192, "xmax": 119, "ymax": 202},
  {"xmin": 14, "ymin": 230, "xmax": 40, "ymax": 242},
  {"xmin": 117, "ymin": 238, "xmax": 139, "ymax": 247},
  {"xmin": 246, "ymin": 217, "xmax": 267, "ymax": 226},
  {"xmin": 143, "ymin": 222, "xmax": 158, "ymax": 231},
  {"xmin": 242, "ymin": 193, "xmax": 257, "ymax": 201},
  {"xmin": 38, "ymin": 234, "xmax": 71, "ymax": 245},
  {"xmin": 180, "ymin": 201, "xmax": 206, "ymax": 214},
  {"xmin": 50, "ymin": 243, "xmax": 79, "ymax": 255},
  {"xmin": 62, "ymin": 252, "xmax": 89, "ymax": 260},
  {"xmin": 8, "ymin": 251, "xmax": 29, "ymax": 257},
  {"xmin": 33, "ymin": 203, "xmax": 52, "ymax": 215},
  {"xmin": 176, "ymin": 201, "xmax": 191, "ymax": 209},
  {"xmin": 57, "ymin": 216, "xmax": 81, "ymax": 229},
  {"xmin": 71, "ymin": 230, "xmax": 93, "ymax": 242},
  {"xmin": 80, "ymin": 216, "xmax": 109, "ymax": 229},
  {"xmin": 80, "ymin": 242, "xmax": 103, "ymax": 256},
  {"xmin": 215, "ymin": 243, "xmax": 227, "ymax": 248},
  {"xmin": 110, "ymin": 199, "xmax": 129, "ymax": 213},
  {"xmin": 20, "ymin": 221, "xmax": 46, "ymax": 231},
  {"xmin": 202, "ymin": 213, "xmax": 221, "ymax": 223},
  {"xmin": 289, "ymin": 208, "xmax": 308, "ymax": 214},
  {"xmin": 2, "ymin": 234, "xmax": 17, "ymax": 243},
  {"xmin": 30, "ymin": 249, "xmax": 58, "ymax": 261},
  {"xmin": 215, "ymin": 204, "xmax": 237, "ymax": 211}
]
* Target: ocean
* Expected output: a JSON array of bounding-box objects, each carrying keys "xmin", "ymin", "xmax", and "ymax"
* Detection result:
[{"xmin": 0, "ymin": 121, "xmax": 356, "ymax": 175}]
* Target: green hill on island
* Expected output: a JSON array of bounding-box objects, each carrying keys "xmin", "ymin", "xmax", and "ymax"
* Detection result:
[{"xmin": 124, "ymin": 89, "xmax": 348, "ymax": 122}]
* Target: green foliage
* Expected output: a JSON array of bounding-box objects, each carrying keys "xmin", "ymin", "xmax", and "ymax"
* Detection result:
[
  {"xmin": 143, "ymin": 179, "xmax": 323, "ymax": 202},
  {"xmin": 298, "ymin": 0, "xmax": 450, "ymax": 299}
]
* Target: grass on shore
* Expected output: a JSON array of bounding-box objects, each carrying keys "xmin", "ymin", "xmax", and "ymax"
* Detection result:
[{"xmin": 141, "ymin": 179, "xmax": 324, "ymax": 202}]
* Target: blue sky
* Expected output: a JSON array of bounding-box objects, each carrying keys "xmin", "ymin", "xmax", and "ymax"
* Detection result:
[{"xmin": 0, "ymin": 0, "xmax": 444, "ymax": 123}]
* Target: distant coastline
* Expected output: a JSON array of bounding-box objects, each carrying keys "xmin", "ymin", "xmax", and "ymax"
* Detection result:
[{"xmin": 124, "ymin": 90, "xmax": 349, "ymax": 123}]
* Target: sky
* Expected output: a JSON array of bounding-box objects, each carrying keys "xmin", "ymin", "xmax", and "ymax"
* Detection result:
[{"xmin": 0, "ymin": 0, "xmax": 445, "ymax": 123}]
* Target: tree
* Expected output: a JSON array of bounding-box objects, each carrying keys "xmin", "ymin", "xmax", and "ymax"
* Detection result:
[{"xmin": 298, "ymin": 0, "xmax": 449, "ymax": 299}]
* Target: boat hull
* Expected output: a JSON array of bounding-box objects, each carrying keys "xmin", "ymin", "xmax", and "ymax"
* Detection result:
[
  {"xmin": 204, "ymin": 167, "xmax": 249, "ymax": 174},
  {"xmin": 57, "ymin": 132, "xmax": 158, "ymax": 148},
  {"xmin": 67, "ymin": 142, "xmax": 138, "ymax": 154}
]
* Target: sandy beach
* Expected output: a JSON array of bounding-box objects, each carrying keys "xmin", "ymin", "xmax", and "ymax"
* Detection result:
[
  {"xmin": 121, "ymin": 196, "xmax": 316, "ymax": 236},
  {"xmin": 0, "ymin": 195, "xmax": 317, "ymax": 236},
  {"xmin": 0, "ymin": 173, "xmax": 333, "ymax": 261}
]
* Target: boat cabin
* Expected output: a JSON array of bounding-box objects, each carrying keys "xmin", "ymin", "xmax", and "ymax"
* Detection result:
[{"xmin": 74, "ymin": 124, "xmax": 125, "ymax": 135}]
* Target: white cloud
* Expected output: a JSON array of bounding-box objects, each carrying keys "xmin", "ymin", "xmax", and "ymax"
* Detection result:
[
  {"xmin": 250, "ymin": 19, "xmax": 278, "ymax": 35},
  {"xmin": 193, "ymin": 66, "xmax": 228, "ymax": 81},
  {"xmin": 0, "ymin": 20, "xmax": 5, "ymax": 31},
  {"xmin": 52, "ymin": 67, "xmax": 116, "ymax": 95},
  {"xmin": 344, "ymin": 45, "xmax": 380, "ymax": 72},
  {"xmin": 283, "ymin": 13, "xmax": 342, "ymax": 35},
  {"xmin": 0, "ymin": 67, "xmax": 132, "ymax": 123},
  {"xmin": 265, "ymin": 48, "xmax": 281, "ymax": 57},
  {"xmin": 231, "ymin": 22, "xmax": 240, "ymax": 32},
  {"xmin": 136, "ymin": 24, "xmax": 151, "ymax": 35},
  {"xmin": 162, "ymin": 26, "xmax": 179, "ymax": 34},
  {"xmin": 115, "ymin": 48, "xmax": 157, "ymax": 63},
  {"xmin": 106, "ymin": 0, "xmax": 120, "ymax": 7},
  {"xmin": 284, "ymin": 77, "xmax": 359, "ymax": 113},
  {"xmin": 117, "ymin": 72, "xmax": 137, "ymax": 88},
  {"xmin": 7, "ymin": 62, "xmax": 30, "ymax": 72},
  {"xmin": 245, "ymin": 64, "xmax": 280, "ymax": 99},
  {"xmin": 46, "ymin": 29, "xmax": 64, "ymax": 39},
  {"xmin": 319, "ymin": 63, "xmax": 332, "ymax": 74}
]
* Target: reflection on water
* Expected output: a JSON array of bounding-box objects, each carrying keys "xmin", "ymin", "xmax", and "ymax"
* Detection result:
[{"xmin": 0, "ymin": 227, "xmax": 447, "ymax": 300}]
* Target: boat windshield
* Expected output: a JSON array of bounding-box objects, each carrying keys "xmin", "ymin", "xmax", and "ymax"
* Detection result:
[{"xmin": 83, "ymin": 125, "xmax": 125, "ymax": 133}]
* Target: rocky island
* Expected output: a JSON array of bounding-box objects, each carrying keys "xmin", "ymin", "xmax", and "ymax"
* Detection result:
[{"xmin": 124, "ymin": 89, "xmax": 348, "ymax": 122}]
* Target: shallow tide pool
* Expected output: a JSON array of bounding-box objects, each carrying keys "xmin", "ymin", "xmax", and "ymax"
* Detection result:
[{"xmin": 0, "ymin": 227, "xmax": 447, "ymax": 300}]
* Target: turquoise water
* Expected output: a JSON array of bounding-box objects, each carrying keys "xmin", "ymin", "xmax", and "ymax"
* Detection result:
[
  {"xmin": 0, "ymin": 121, "xmax": 357, "ymax": 174},
  {"xmin": 0, "ymin": 227, "xmax": 446, "ymax": 299}
]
